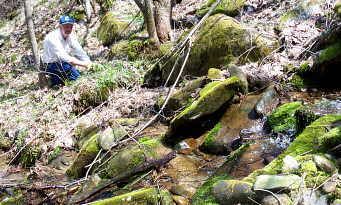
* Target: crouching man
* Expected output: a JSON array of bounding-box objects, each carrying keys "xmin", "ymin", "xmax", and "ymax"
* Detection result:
[{"xmin": 42, "ymin": 15, "xmax": 92, "ymax": 86}]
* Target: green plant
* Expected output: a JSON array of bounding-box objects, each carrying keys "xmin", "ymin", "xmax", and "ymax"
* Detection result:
[{"xmin": 48, "ymin": 146, "xmax": 62, "ymax": 163}]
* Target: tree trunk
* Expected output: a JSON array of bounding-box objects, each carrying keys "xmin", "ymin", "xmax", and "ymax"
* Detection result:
[
  {"xmin": 143, "ymin": 0, "xmax": 160, "ymax": 47},
  {"xmin": 154, "ymin": 0, "xmax": 172, "ymax": 43},
  {"xmin": 83, "ymin": 0, "xmax": 92, "ymax": 21},
  {"xmin": 24, "ymin": 0, "xmax": 48, "ymax": 88}
]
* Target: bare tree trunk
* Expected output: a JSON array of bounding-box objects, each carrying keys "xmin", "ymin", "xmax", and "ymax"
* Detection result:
[
  {"xmin": 24, "ymin": 0, "xmax": 48, "ymax": 88},
  {"xmin": 154, "ymin": 0, "xmax": 172, "ymax": 43},
  {"xmin": 83, "ymin": 0, "xmax": 92, "ymax": 22},
  {"xmin": 143, "ymin": 0, "xmax": 160, "ymax": 47}
]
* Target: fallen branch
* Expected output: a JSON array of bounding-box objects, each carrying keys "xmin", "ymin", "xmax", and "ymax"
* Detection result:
[{"xmin": 72, "ymin": 151, "xmax": 177, "ymax": 204}]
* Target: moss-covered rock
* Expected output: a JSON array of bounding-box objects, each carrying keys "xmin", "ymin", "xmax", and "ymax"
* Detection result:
[
  {"xmin": 164, "ymin": 76, "xmax": 241, "ymax": 142},
  {"xmin": 267, "ymin": 102, "xmax": 303, "ymax": 134},
  {"xmin": 73, "ymin": 80, "xmax": 111, "ymax": 115},
  {"xmin": 212, "ymin": 180, "xmax": 254, "ymax": 205},
  {"xmin": 227, "ymin": 64, "xmax": 248, "ymax": 94},
  {"xmin": 103, "ymin": 137, "xmax": 172, "ymax": 178},
  {"xmin": 97, "ymin": 12, "xmax": 129, "ymax": 46},
  {"xmin": 191, "ymin": 175, "xmax": 230, "ymax": 205},
  {"xmin": 295, "ymin": 106, "xmax": 320, "ymax": 134},
  {"xmin": 144, "ymin": 14, "xmax": 269, "ymax": 87},
  {"xmin": 197, "ymin": 0, "xmax": 246, "ymax": 17},
  {"xmin": 207, "ymin": 68, "xmax": 225, "ymax": 80},
  {"xmin": 66, "ymin": 134, "xmax": 100, "ymax": 179},
  {"xmin": 157, "ymin": 77, "xmax": 208, "ymax": 117},
  {"xmin": 243, "ymin": 114, "xmax": 341, "ymax": 184},
  {"xmin": 89, "ymin": 187, "xmax": 174, "ymax": 205}
]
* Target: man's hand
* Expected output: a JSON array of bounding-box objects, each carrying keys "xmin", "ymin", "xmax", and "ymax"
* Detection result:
[{"xmin": 71, "ymin": 60, "xmax": 92, "ymax": 68}]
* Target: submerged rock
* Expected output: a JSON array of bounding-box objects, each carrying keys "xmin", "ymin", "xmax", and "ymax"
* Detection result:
[
  {"xmin": 88, "ymin": 187, "xmax": 174, "ymax": 205},
  {"xmin": 200, "ymin": 94, "xmax": 261, "ymax": 154}
]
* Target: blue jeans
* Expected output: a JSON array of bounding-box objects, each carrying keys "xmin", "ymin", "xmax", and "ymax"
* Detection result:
[{"xmin": 46, "ymin": 62, "xmax": 80, "ymax": 86}]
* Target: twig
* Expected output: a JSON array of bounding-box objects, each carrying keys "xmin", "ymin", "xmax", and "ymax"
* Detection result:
[
  {"xmin": 73, "ymin": 151, "xmax": 176, "ymax": 204},
  {"xmin": 313, "ymin": 173, "xmax": 337, "ymax": 192}
]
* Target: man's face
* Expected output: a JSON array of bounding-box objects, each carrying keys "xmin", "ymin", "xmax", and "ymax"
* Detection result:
[{"xmin": 60, "ymin": 24, "xmax": 74, "ymax": 38}]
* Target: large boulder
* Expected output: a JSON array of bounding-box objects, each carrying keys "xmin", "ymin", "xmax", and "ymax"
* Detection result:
[
  {"xmin": 164, "ymin": 76, "xmax": 242, "ymax": 143},
  {"xmin": 144, "ymin": 14, "xmax": 276, "ymax": 87}
]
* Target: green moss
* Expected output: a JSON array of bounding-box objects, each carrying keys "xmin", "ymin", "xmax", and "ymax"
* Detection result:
[
  {"xmin": 335, "ymin": 1, "xmax": 341, "ymax": 16},
  {"xmin": 207, "ymin": 68, "xmax": 224, "ymax": 80},
  {"xmin": 97, "ymin": 12, "xmax": 129, "ymax": 46},
  {"xmin": 66, "ymin": 134, "xmax": 100, "ymax": 179},
  {"xmin": 0, "ymin": 194, "xmax": 25, "ymax": 205},
  {"xmin": 298, "ymin": 61, "xmax": 311, "ymax": 73},
  {"xmin": 110, "ymin": 39, "xmax": 158, "ymax": 60},
  {"xmin": 243, "ymin": 157, "xmax": 283, "ymax": 184},
  {"xmin": 192, "ymin": 175, "xmax": 230, "ymax": 205},
  {"xmin": 19, "ymin": 145, "xmax": 41, "ymax": 168},
  {"xmin": 301, "ymin": 160, "xmax": 318, "ymax": 173},
  {"xmin": 175, "ymin": 76, "xmax": 240, "ymax": 120},
  {"xmin": 318, "ymin": 126, "xmax": 341, "ymax": 150},
  {"xmin": 267, "ymin": 102, "xmax": 303, "ymax": 133},
  {"xmin": 69, "ymin": 8, "xmax": 86, "ymax": 22},
  {"xmin": 316, "ymin": 41, "xmax": 341, "ymax": 64},
  {"xmin": 197, "ymin": 0, "xmax": 246, "ymax": 17},
  {"xmin": 199, "ymin": 81, "xmax": 221, "ymax": 97},
  {"xmin": 89, "ymin": 187, "xmax": 173, "ymax": 205},
  {"xmin": 203, "ymin": 123, "xmax": 222, "ymax": 149},
  {"xmin": 286, "ymin": 115, "xmax": 341, "ymax": 155}
]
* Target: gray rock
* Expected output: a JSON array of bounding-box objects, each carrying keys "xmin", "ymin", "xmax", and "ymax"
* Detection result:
[
  {"xmin": 261, "ymin": 194, "xmax": 292, "ymax": 205},
  {"xmin": 299, "ymin": 190, "xmax": 328, "ymax": 205},
  {"xmin": 322, "ymin": 181, "xmax": 337, "ymax": 193},
  {"xmin": 212, "ymin": 180, "xmax": 254, "ymax": 205},
  {"xmin": 98, "ymin": 126, "xmax": 127, "ymax": 150},
  {"xmin": 254, "ymin": 85, "xmax": 279, "ymax": 116},
  {"xmin": 227, "ymin": 64, "xmax": 248, "ymax": 94},
  {"xmin": 254, "ymin": 175, "xmax": 301, "ymax": 191},
  {"xmin": 282, "ymin": 155, "xmax": 300, "ymax": 173},
  {"xmin": 313, "ymin": 155, "xmax": 336, "ymax": 173}
]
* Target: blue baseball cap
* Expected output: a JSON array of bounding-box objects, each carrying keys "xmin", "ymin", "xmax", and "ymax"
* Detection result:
[{"xmin": 59, "ymin": 15, "xmax": 75, "ymax": 25}]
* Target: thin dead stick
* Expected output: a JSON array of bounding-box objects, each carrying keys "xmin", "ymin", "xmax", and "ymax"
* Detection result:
[
  {"xmin": 254, "ymin": 188, "xmax": 282, "ymax": 205},
  {"xmin": 132, "ymin": 40, "xmax": 193, "ymax": 138},
  {"xmin": 313, "ymin": 173, "xmax": 337, "ymax": 192},
  {"xmin": 85, "ymin": 148, "xmax": 103, "ymax": 179},
  {"xmin": 73, "ymin": 151, "xmax": 176, "ymax": 204}
]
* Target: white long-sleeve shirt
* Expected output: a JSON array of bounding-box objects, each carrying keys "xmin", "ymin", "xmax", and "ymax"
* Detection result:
[{"xmin": 42, "ymin": 29, "xmax": 90, "ymax": 64}]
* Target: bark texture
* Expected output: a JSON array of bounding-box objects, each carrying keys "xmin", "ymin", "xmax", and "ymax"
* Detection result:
[{"xmin": 24, "ymin": 0, "xmax": 48, "ymax": 88}]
